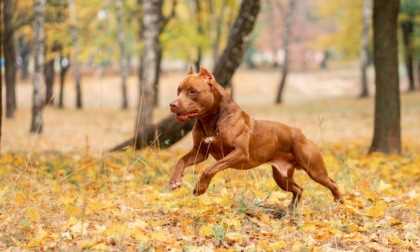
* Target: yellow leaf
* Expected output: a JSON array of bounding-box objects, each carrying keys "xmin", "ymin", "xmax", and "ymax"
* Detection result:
[
  {"xmin": 388, "ymin": 218, "xmax": 402, "ymax": 227},
  {"xmin": 150, "ymin": 231, "xmax": 166, "ymax": 242},
  {"xmin": 199, "ymin": 195, "xmax": 214, "ymax": 206},
  {"xmin": 269, "ymin": 240, "xmax": 287, "ymax": 250},
  {"xmin": 199, "ymin": 225, "xmax": 213, "ymax": 238},
  {"xmin": 14, "ymin": 191, "xmax": 28, "ymax": 206},
  {"xmin": 129, "ymin": 219, "xmax": 149, "ymax": 230},
  {"xmin": 226, "ymin": 218, "xmax": 241, "ymax": 230},
  {"xmin": 70, "ymin": 221, "xmax": 89, "ymax": 236},
  {"xmin": 364, "ymin": 190, "xmax": 379, "ymax": 202},
  {"xmin": 91, "ymin": 243, "xmax": 107, "ymax": 250},
  {"xmin": 387, "ymin": 235, "xmax": 414, "ymax": 249},
  {"xmin": 259, "ymin": 241, "xmax": 272, "ymax": 252},
  {"xmin": 302, "ymin": 223, "xmax": 317, "ymax": 232},
  {"xmin": 27, "ymin": 208, "xmax": 40, "ymax": 223},
  {"xmin": 366, "ymin": 201, "xmax": 387, "ymax": 218},
  {"xmin": 24, "ymin": 238, "xmax": 43, "ymax": 248},
  {"xmin": 225, "ymin": 232, "xmax": 243, "ymax": 243},
  {"xmin": 378, "ymin": 180, "xmax": 392, "ymax": 193},
  {"xmin": 180, "ymin": 218, "xmax": 193, "ymax": 233},
  {"xmin": 366, "ymin": 242, "xmax": 392, "ymax": 252},
  {"xmin": 131, "ymin": 228, "xmax": 149, "ymax": 243}
]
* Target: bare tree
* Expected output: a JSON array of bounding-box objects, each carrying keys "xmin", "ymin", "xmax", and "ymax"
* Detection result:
[
  {"xmin": 116, "ymin": 0, "xmax": 129, "ymax": 109},
  {"xmin": 2, "ymin": 0, "xmax": 17, "ymax": 118},
  {"xmin": 208, "ymin": 0, "xmax": 229, "ymax": 67},
  {"xmin": 359, "ymin": 0, "xmax": 372, "ymax": 98},
  {"xmin": 30, "ymin": 0, "xmax": 46, "ymax": 133},
  {"xmin": 400, "ymin": 0, "xmax": 420, "ymax": 91},
  {"xmin": 275, "ymin": 0, "xmax": 298, "ymax": 104},
  {"xmin": 44, "ymin": 44, "xmax": 60, "ymax": 105},
  {"xmin": 69, "ymin": 0, "xmax": 82, "ymax": 109},
  {"xmin": 0, "ymin": 22, "xmax": 3, "ymax": 154},
  {"xmin": 58, "ymin": 52, "xmax": 70, "ymax": 109},
  {"xmin": 111, "ymin": 0, "xmax": 261, "ymax": 151},
  {"xmin": 193, "ymin": 0, "xmax": 204, "ymax": 71},
  {"xmin": 135, "ymin": 0, "xmax": 161, "ymax": 149},
  {"xmin": 18, "ymin": 37, "xmax": 31, "ymax": 81},
  {"xmin": 369, "ymin": 0, "xmax": 401, "ymax": 154}
]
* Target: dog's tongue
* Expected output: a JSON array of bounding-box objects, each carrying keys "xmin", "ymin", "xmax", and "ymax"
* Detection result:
[
  {"xmin": 176, "ymin": 114, "xmax": 189, "ymax": 122},
  {"xmin": 176, "ymin": 113, "xmax": 195, "ymax": 122}
]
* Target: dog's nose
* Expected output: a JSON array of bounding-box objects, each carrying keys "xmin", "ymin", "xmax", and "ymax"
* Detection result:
[{"xmin": 170, "ymin": 101, "xmax": 179, "ymax": 110}]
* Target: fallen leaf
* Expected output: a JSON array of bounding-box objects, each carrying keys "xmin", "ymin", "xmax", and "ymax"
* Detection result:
[
  {"xmin": 225, "ymin": 232, "xmax": 243, "ymax": 243},
  {"xmin": 366, "ymin": 201, "xmax": 387, "ymax": 218}
]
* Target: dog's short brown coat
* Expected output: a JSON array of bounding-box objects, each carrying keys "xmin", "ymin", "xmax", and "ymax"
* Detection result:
[{"xmin": 169, "ymin": 67, "xmax": 343, "ymax": 208}]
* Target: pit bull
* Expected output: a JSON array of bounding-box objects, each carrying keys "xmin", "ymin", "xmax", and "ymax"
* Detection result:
[{"xmin": 169, "ymin": 66, "xmax": 343, "ymax": 208}]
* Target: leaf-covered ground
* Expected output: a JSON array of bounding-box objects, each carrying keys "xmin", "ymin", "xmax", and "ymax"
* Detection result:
[
  {"xmin": 1, "ymin": 142, "xmax": 419, "ymax": 251},
  {"xmin": 1, "ymin": 70, "xmax": 419, "ymax": 251}
]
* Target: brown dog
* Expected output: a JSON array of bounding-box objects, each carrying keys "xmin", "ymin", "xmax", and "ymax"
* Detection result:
[{"xmin": 169, "ymin": 66, "xmax": 343, "ymax": 208}]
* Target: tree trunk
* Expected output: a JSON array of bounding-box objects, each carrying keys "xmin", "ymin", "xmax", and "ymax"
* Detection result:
[
  {"xmin": 3, "ymin": 0, "xmax": 17, "ymax": 118},
  {"xmin": 111, "ymin": 0, "xmax": 261, "ymax": 151},
  {"xmin": 135, "ymin": 0, "xmax": 161, "ymax": 149},
  {"xmin": 275, "ymin": 0, "xmax": 298, "ymax": 104},
  {"xmin": 0, "ymin": 32, "xmax": 3, "ymax": 154},
  {"xmin": 152, "ymin": 48, "xmax": 162, "ymax": 107},
  {"xmin": 212, "ymin": 0, "xmax": 261, "ymax": 87},
  {"xmin": 69, "ymin": 0, "xmax": 82, "ymax": 109},
  {"xmin": 359, "ymin": 0, "xmax": 372, "ymax": 98},
  {"xmin": 194, "ymin": 0, "xmax": 204, "ymax": 72},
  {"xmin": 116, "ymin": 0, "xmax": 129, "ymax": 109},
  {"xmin": 369, "ymin": 0, "xmax": 401, "ymax": 155},
  {"xmin": 44, "ymin": 58, "xmax": 55, "ymax": 105},
  {"xmin": 401, "ymin": 19, "xmax": 415, "ymax": 92},
  {"xmin": 19, "ymin": 37, "xmax": 31, "ymax": 81},
  {"xmin": 209, "ymin": 0, "xmax": 227, "ymax": 67},
  {"xmin": 58, "ymin": 54, "xmax": 70, "ymax": 109},
  {"xmin": 30, "ymin": 0, "xmax": 46, "ymax": 134},
  {"xmin": 418, "ymin": 59, "xmax": 420, "ymax": 89}
]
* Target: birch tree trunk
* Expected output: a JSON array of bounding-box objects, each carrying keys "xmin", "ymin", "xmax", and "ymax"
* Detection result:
[
  {"xmin": 369, "ymin": 0, "xmax": 401, "ymax": 155},
  {"xmin": 69, "ymin": 0, "xmax": 82, "ymax": 109},
  {"xmin": 359, "ymin": 0, "xmax": 372, "ymax": 98},
  {"xmin": 116, "ymin": 0, "xmax": 129, "ymax": 109},
  {"xmin": 30, "ymin": 0, "xmax": 46, "ymax": 134},
  {"xmin": 275, "ymin": 0, "xmax": 298, "ymax": 104},
  {"xmin": 111, "ymin": 0, "xmax": 261, "ymax": 151},
  {"xmin": 135, "ymin": 0, "xmax": 161, "ymax": 149}
]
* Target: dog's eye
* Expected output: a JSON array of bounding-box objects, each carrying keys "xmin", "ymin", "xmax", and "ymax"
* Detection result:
[{"xmin": 188, "ymin": 89, "xmax": 198, "ymax": 95}]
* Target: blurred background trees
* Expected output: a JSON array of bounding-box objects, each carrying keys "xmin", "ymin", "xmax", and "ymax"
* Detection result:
[{"xmin": 1, "ymin": 0, "xmax": 420, "ymax": 154}]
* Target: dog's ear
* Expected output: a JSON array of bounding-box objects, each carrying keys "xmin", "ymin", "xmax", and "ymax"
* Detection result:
[
  {"xmin": 187, "ymin": 65, "xmax": 194, "ymax": 75},
  {"xmin": 198, "ymin": 67, "xmax": 214, "ymax": 82}
]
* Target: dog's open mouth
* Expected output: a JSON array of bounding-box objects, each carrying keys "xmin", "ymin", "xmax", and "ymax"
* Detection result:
[{"xmin": 176, "ymin": 112, "xmax": 199, "ymax": 122}]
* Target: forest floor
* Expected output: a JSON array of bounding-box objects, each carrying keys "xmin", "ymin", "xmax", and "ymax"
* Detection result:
[{"xmin": 1, "ymin": 67, "xmax": 419, "ymax": 251}]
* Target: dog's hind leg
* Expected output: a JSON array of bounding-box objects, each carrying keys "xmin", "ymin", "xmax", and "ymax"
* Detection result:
[
  {"xmin": 271, "ymin": 161, "xmax": 303, "ymax": 210},
  {"xmin": 291, "ymin": 129, "xmax": 343, "ymax": 203}
]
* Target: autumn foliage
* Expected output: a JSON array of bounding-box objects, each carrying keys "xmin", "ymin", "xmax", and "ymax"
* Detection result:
[{"xmin": 1, "ymin": 139, "xmax": 419, "ymax": 251}]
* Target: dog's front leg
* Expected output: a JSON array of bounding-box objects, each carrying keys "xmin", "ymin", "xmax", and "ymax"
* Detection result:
[
  {"xmin": 169, "ymin": 148, "xmax": 207, "ymax": 190},
  {"xmin": 193, "ymin": 149, "xmax": 247, "ymax": 195}
]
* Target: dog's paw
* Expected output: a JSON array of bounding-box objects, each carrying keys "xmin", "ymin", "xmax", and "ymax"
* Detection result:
[
  {"xmin": 193, "ymin": 183, "xmax": 208, "ymax": 196},
  {"xmin": 169, "ymin": 181, "xmax": 182, "ymax": 190}
]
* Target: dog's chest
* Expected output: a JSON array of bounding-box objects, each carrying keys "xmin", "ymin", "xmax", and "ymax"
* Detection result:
[
  {"xmin": 201, "ymin": 133, "xmax": 232, "ymax": 160},
  {"xmin": 203, "ymin": 136, "xmax": 215, "ymax": 144}
]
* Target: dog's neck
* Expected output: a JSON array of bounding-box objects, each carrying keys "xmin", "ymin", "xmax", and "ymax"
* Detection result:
[{"xmin": 198, "ymin": 83, "xmax": 237, "ymax": 137}]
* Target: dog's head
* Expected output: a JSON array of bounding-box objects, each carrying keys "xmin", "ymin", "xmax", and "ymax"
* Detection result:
[{"xmin": 170, "ymin": 66, "xmax": 218, "ymax": 122}]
